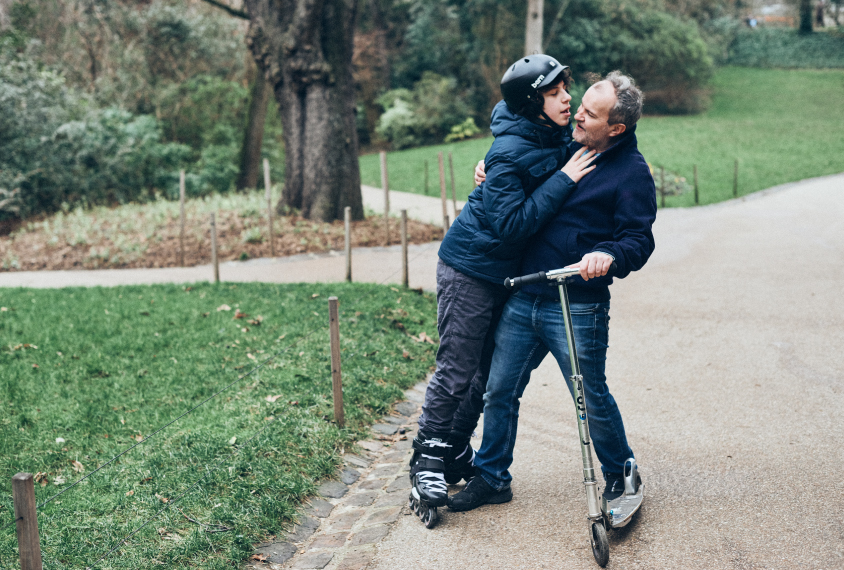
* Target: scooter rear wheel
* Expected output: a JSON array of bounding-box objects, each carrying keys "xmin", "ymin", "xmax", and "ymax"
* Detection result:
[{"xmin": 590, "ymin": 522, "xmax": 609, "ymax": 567}]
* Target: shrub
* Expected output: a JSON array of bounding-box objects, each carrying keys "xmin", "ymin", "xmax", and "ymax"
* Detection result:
[
  {"xmin": 726, "ymin": 28, "xmax": 844, "ymax": 68},
  {"xmin": 376, "ymin": 72, "xmax": 476, "ymax": 149},
  {"xmin": 444, "ymin": 118, "xmax": 482, "ymax": 143},
  {"xmin": 548, "ymin": 0, "xmax": 715, "ymax": 113},
  {"xmin": 0, "ymin": 52, "xmax": 190, "ymax": 219}
]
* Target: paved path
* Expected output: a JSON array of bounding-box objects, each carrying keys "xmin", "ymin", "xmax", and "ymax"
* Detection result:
[
  {"xmin": 367, "ymin": 174, "xmax": 844, "ymax": 570},
  {"xmin": 2, "ymin": 176, "xmax": 843, "ymax": 570}
]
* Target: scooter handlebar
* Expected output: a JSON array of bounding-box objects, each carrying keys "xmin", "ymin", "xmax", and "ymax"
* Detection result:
[
  {"xmin": 504, "ymin": 271, "xmax": 546, "ymax": 289},
  {"xmin": 504, "ymin": 262, "xmax": 618, "ymax": 290}
]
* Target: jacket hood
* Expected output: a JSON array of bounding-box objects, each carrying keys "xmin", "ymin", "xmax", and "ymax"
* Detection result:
[{"xmin": 490, "ymin": 100, "xmax": 572, "ymax": 147}]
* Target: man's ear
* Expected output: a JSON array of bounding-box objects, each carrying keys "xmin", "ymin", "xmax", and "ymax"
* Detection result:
[{"xmin": 608, "ymin": 123, "xmax": 626, "ymax": 138}]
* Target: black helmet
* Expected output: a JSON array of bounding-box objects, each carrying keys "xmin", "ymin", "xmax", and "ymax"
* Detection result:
[{"xmin": 500, "ymin": 55, "xmax": 571, "ymax": 118}]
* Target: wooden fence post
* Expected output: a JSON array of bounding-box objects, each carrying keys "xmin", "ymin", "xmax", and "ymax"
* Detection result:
[
  {"xmin": 13, "ymin": 473, "xmax": 43, "ymax": 570},
  {"xmin": 328, "ymin": 297, "xmax": 344, "ymax": 428},
  {"xmin": 424, "ymin": 160, "xmax": 429, "ymax": 195},
  {"xmin": 179, "ymin": 170, "xmax": 186, "ymax": 267},
  {"xmin": 380, "ymin": 151, "xmax": 389, "ymax": 246},
  {"xmin": 210, "ymin": 213, "xmax": 219, "ymax": 284},
  {"xmin": 438, "ymin": 152, "xmax": 449, "ymax": 234},
  {"xmin": 264, "ymin": 159, "xmax": 274, "ymax": 258},
  {"xmin": 400, "ymin": 209, "xmax": 408, "ymax": 288},
  {"xmin": 693, "ymin": 164, "xmax": 699, "ymax": 205},
  {"xmin": 448, "ymin": 151, "xmax": 458, "ymax": 216},
  {"xmin": 733, "ymin": 159, "xmax": 739, "ymax": 198},
  {"xmin": 659, "ymin": 166, "xmax": 666, "ymax": 208},
  {"xmin": 344, "ymin": 206, "xmax": 352, "ymax": 283}
]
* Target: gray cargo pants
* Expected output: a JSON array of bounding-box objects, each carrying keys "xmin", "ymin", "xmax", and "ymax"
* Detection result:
[{"xmin": 417, "ymin": 259, "xmax": 510, "ymax": 438}]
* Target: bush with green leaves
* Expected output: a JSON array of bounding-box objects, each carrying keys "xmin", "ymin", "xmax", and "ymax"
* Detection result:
[
  {"xmin": 726, "ymin": 28, "xmax": 844, "ymax": 68},
  {"xmin": 376, "ymin": 72, "xmax": 476, "ymax": 149},
  {"xmin": 547, "ymin": 0, "xmax": 715, "ymax": 113},
  {"xmin": 0, "ymin": 52, "xmax": 191, "ymax": 220},
  {"xmin": 444, "ymin": 118, "xmax": 482, "ymax": 143}
]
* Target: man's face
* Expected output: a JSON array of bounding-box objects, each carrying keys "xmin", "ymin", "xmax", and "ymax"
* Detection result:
[
  {"xmin": 573, "ymin": 81, "xmax": 623, "ymax": 151},
  {"xmin": 541, "ymin": 83, "xmax": 573, "ymax": 127}
]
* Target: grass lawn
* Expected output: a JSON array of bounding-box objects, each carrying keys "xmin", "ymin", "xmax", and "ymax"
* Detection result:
[
  {"xmin": 0, "ymin": 282, "xmax": 437, "ymax": 569},
  {"xmin": 359, "ymin": 67, "xmax": 844, "ymax": 206}
]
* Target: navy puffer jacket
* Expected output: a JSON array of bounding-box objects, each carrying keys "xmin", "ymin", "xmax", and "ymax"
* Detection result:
[{"xmin": 438, "ymin": 101, "xmax": 576, "ymax": 284}]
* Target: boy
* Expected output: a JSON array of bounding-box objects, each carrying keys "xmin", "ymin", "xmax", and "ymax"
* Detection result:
[{"xmin": 410, "ymin": 55, "xmax": 596, "ymax": 520}]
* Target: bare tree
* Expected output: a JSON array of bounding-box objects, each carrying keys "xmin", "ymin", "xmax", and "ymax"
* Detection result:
[
  {"xmin": 525, "ymin": 0, "xmax": 543, "ymax": 55},
  {"xmin": 799, "ymin": 0, "xmax": 813, "ymax": 32},
  {"xmin": 243, "ymin": 0, "xmax": 364, "ymax": 221},
  {"xmin": 236, "ymin": 64, "xmax": 271, "ymax": 190}
]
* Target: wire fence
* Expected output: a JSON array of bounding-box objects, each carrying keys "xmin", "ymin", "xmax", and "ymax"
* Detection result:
[{"xmin": 2, "ymin": 235, "xmax": 440, "ymax": 569}]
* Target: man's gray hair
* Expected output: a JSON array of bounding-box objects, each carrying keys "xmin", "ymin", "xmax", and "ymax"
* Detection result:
[{"xmin": 602, "ymin": 71, "xmax": 643, "ymax": 130}]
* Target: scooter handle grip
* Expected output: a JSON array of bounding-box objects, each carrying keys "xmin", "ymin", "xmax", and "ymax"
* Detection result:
[{"xmin": 504, "ymin": 272, "xmax": 546, "ymax": 289}]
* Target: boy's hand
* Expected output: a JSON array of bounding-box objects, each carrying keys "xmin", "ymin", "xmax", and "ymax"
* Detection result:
[
  {"xmin": 566, "ymin": 252, "xmax": 614, "ymax": 281},
  {"xmin": 561, "ymin": 147, "xmax": 597, "ymax": 183},
  {"xmin": 474, "ymin": 160, "xmax": 486, "ymax": 186}
]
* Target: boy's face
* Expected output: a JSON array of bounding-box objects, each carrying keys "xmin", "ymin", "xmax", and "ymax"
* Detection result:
[{"xmin": 541, "ymin": 83, "xmax": 573, "ymax": 127}]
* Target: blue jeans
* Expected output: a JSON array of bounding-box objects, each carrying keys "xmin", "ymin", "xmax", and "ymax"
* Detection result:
[{"xmin": 474, "ymin": 291, "xmax": 634, "ymax": 491}]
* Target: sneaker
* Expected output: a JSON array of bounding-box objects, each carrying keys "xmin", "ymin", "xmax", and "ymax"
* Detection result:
[
  {"xmin": 447, "ymin": 474, "xmax": 512, "ymax": 512},
  {"xmin": 602, "ymin": 472, "xmax": 626, "ymax": 502}
]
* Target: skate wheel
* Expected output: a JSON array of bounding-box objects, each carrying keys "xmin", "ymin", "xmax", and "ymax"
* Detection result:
[
  {"xmin": 590, "ymin": 522, "xmax": 609, "ymax": 567},
  {"xmin": 422, "ymin": 506, "xmax": 439, "ymax": 529}
]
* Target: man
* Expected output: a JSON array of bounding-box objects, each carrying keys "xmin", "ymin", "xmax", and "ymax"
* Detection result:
[{"xmin": 449, "ymin": 71, "xmax": 657, "ymax": 511}]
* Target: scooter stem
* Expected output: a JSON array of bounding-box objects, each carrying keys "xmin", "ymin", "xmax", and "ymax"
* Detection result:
[{"xmin": 557, "ymin": 280, "xmax": 603, "ymax": 521}]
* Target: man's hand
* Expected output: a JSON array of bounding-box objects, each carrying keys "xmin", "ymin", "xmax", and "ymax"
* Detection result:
[
  {"xmin": 567, "ymin": 252, "xmax": 614, "ymax": 281},
  {"xmin": 474, "ymin": 160, "xmax": 486, "ymax": 186},
  {"xmin": 561, "ymin": 147, "xmax": 597, "ymax": 183}
]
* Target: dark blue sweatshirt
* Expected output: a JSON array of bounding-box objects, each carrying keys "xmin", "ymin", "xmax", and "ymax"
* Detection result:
[
  {"xmin": 520, "ymin": 127, "xmax": 657, "ymax": 303},
  {"xmin": 438, "ymin": 101, "xmax": 576, "ymax": 284}
]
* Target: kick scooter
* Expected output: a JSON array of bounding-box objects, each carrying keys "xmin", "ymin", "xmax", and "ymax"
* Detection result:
[{"xmin": 505, "ymin": 265, "xmax": 643, "ymax": 567}]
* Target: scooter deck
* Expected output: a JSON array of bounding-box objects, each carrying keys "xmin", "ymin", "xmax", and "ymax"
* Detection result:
[{"xmin": 602, "ymin": 484, "xmax": 644, "ymax": 529}]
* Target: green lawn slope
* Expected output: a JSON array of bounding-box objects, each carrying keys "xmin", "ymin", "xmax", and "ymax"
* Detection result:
[{"xmin": 360, "ymin": 67, "xmax": 844, "ymax": 206}]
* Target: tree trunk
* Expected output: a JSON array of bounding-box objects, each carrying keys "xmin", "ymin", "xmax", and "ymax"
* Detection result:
[
  {"xmin": 799, "ymin": 0, "xmax": 813, "ymax": 32},
  {"xmin": 236, "ymin": 72, "xmax": 270, "ymax": 191},
  {"xmin": 525, "ymin": 0, "xmax": 543, "ymax": 55},
  {"xmin": 244, "ymin": 0, "xmax": 364, "ymax": 222}
]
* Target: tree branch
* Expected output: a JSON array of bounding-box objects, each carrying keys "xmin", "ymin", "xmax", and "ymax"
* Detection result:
[{"xmin": 199, "ymin": 0, "xmax": 249, "ymax": 20}]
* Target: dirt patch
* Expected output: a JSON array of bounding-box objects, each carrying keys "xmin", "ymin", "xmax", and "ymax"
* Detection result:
[{"xmin": 0, "ymin": 208, "xmax": 443, "ymax": 272}]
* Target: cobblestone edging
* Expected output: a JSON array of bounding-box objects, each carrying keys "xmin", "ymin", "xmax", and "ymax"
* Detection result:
[{"xmin": 248, "ymin": 380, "xmax": 429, "ymax": 570}]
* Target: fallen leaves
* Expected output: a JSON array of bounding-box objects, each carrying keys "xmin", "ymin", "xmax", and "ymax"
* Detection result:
[
  {"xmin": 71, "ymin": 460, "xmax": 85, "ymax": 473},
  {"xmin": 265, "ymin": 394, "xmax": 283, "ymax": 403},
  {"xmin": 410, "ymin": 331, "xmax": 436, "ymax": 344},
  {"xmin": 247, "ymin": 316, "xmax": 263, "ymax": 326},
  {"xmin": 402, "ymin": 350, "xmax": 413, "ymax": 360},
  {"xmin": 251, "ymin": 554, "xmax": 268, "ymax": 562},
  {"xmin": 12, "ymin": 343, "xmax": 38, "ymax": 351},
  {"xmin": 228, "ymin": 436, "xmax": 237, "ymax": 445},
  {"xmin": 34, "ymin": 472, "xmax": 49, "ymax": 487},
  {"xmin": 125, "ymin": 490, "xmax": 134, "ymax": 497},
  {"xmin": 233, "ymin": 309, "xmax": 248, "ymax": 319},
  {"xmin": 53, "ymin": 475, "xmax": 66, "ymax": 485},
  {"xmin": 155, "ymin": 494, "xmax": 169, "ymax": 503},
  {"xmin": 217, "ymin": 304, "xmax": 231, "ymax": 312},
  {"xmin": 55, "ymin": 437, "xmax": 65, "ymax": 443}
]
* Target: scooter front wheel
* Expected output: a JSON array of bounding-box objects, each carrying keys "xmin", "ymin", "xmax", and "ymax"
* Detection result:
[{"xmin": 590, "ymin": 521, "xmax": 609, "ymax": 567}]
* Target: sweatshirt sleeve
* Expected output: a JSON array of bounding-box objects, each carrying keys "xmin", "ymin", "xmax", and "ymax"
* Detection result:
[
  {"xmin": 482, "ymin": 155, "xmax": 576, "ymax": 244},
  {"xmin": 591, "ymin": 165, "xmax": 657, "ymax": 279}
]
